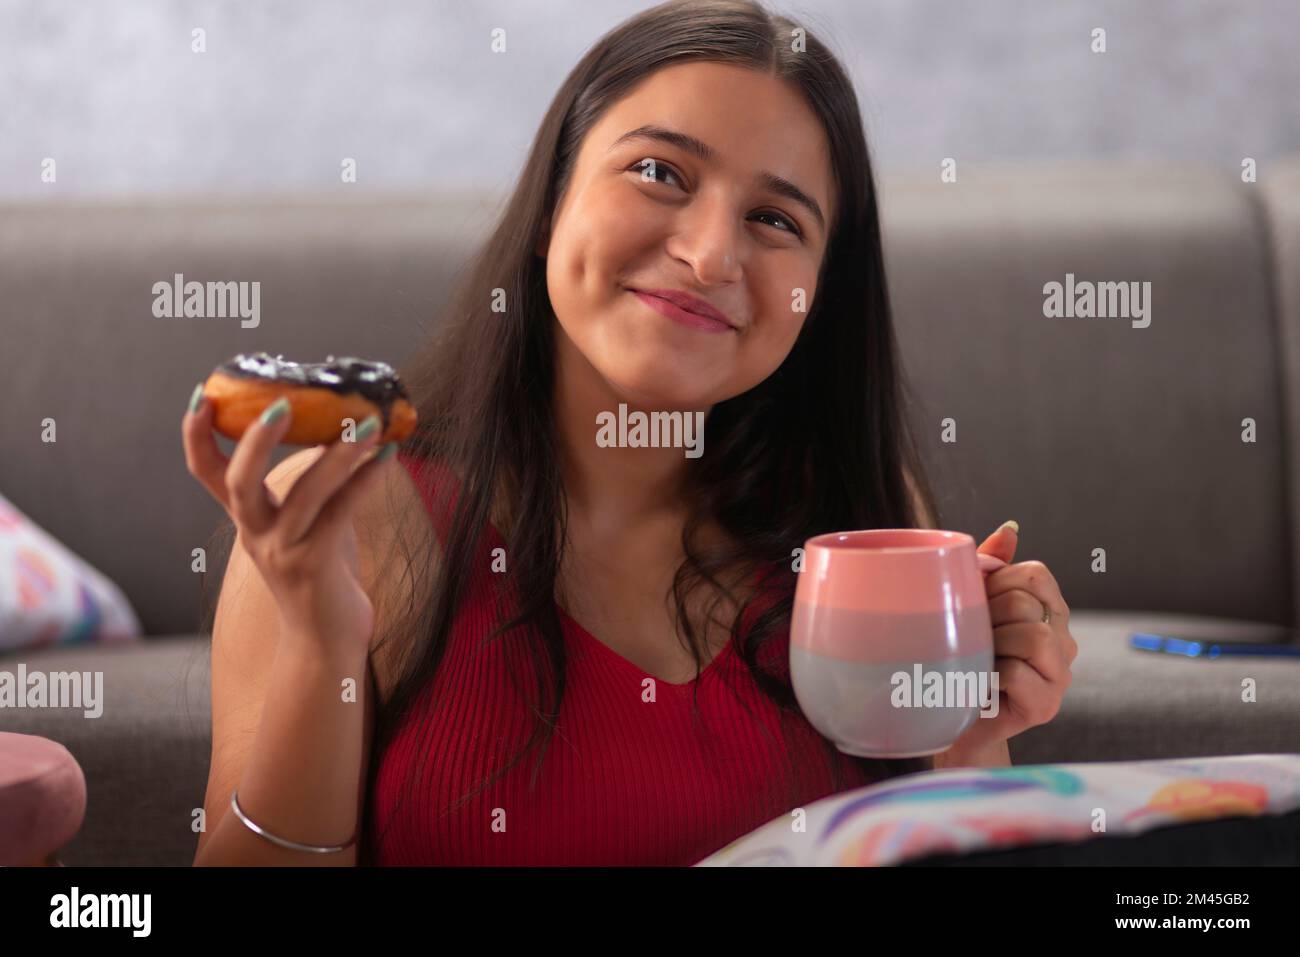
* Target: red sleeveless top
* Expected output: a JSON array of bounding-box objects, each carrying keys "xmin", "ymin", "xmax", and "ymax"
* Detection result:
[{"xmin": 362, "ymin": 451, "xmax": 876, "ymax": 865}]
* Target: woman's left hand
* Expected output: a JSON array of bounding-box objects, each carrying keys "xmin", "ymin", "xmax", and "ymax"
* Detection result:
[{"xmin": 935, "ymin": 521, "xmax": 1078, "ymax": 769}]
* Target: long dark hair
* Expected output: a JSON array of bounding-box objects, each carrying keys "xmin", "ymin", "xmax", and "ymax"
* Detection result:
[{"xmin": 201, "ymin": 0, "xmax": 941, "ymax": 863}]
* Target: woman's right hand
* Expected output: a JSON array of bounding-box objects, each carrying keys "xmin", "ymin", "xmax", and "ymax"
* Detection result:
[{"xmin": 182, "ymin": 384, "xmax": 397, "ymax": 659}]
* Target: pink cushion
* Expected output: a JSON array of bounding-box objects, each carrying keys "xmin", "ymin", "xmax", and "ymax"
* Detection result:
[{"xmin": 0, "ymin": 732, "xmax": 86, "ymax": 865}]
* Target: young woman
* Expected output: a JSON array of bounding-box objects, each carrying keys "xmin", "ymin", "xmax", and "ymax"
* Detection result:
[{"xmin": 184, "ymin": 0, "xmax": 1076, "ymax": 867}]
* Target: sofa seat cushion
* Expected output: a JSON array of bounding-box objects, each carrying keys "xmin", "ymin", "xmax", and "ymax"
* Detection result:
[
  {"xmin": 1012, "ymin": 610, "xmax": 1300, "ymax": 764},
  {"xmin": 0, "ymin": 636, "xmax": 210, "ymax": 865}
]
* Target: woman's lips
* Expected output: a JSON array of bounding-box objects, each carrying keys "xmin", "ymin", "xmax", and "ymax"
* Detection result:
[{"xmin": 630, "ymin": 290, "xmax": 735, "ymax": 334}]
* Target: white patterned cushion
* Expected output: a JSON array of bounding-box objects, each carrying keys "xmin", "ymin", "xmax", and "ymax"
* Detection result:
[{"xmin": 0, "ymin": 492, "xmax": 141, "ymax": 651}]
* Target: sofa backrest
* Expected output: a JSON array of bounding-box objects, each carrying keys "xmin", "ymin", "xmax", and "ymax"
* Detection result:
[
  {"xmin": 883, "ymin": 161, "xmax": 1296, "ymax": 628},
  {"xmin": 1, "ymin": 162, "xmax": 1294, "ymax": 635}
]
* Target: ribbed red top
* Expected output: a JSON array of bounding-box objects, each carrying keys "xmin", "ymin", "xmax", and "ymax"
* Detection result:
[{"xmin": 362, "ymin": 450, "xmax": 876, "ymax": 865}]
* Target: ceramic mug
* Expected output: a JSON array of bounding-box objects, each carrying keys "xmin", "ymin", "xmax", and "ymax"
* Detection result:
[{"xmin": 791, "ymin": 529, "xmax": 997, "ymax": 758}]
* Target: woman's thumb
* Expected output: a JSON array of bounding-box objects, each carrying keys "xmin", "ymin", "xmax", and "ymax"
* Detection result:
[{"xmin": 976, "ymin": 519, "xmax": 1018, "ymax": 573}]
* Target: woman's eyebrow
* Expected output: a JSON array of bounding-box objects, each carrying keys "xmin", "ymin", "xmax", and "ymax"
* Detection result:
[{"xmin": 608, "ymin": 124, "xmax": 826, "ymax": 236}]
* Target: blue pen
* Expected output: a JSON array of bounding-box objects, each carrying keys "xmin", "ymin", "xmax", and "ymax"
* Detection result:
[{"xmin": 1130, "ymin": 633, "xmax": 1300, "ymax": 658}]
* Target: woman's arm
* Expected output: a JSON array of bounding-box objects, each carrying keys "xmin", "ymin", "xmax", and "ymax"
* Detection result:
[
  {"xmin": 933, "ymin": 741, "xmax": 1012, "ymax": 769},
  {"xmin": 193, "ymin": 448, "xmax": 403, "ymax": 866},
  {"xmin": 193, "ymin": 626, "xmax": 374, "ymax": 866}
]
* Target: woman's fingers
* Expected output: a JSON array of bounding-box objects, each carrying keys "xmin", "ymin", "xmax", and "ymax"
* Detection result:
[
  {"xmin": 223, "ymin": 397, "xmax": 294, "ymax": 536},
  {"xmin": 988, "ymin": 618, "xmax": 1070, "ymax": 684},
  {"xmin": 183, "ymin": 382, "xmax": 392, "ymax": 549},
  {"xmin": 995, "ymin": 654, "xmax": 1062, "ymax": 728},
  {"xmin": 985, "ymin": 560, "xmax": 1068, "ymax": 621},
  {"xmin": 307, "ymin": 440, "xmax": 398, "ymax": 548},
  {"xmin": 275, "ymin": 415, "xmax": 384, "ymax": 545},
  {"xmin": 182, "ymin": 385, "xmax": 233, "ymax": 512}
]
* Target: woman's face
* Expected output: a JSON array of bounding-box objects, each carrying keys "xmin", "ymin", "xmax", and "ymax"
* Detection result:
[{"xmin": 539, "ymin": 61, "xmax": 837, "ymax": 411}]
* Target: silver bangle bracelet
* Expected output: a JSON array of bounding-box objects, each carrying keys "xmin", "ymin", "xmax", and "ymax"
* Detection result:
[{"xmin": 229, "ymin": 788, "xmax": 356, "ymax": 854}]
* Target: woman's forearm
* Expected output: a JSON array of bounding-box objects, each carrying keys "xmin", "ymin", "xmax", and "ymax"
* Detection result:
[
  {"xmin": 934, "ymin": 739, "xmax": 1012, "ymax": 770},
  {"xmin": 193, "ymin": 635, "xmax": 371, "ymax": 866}
]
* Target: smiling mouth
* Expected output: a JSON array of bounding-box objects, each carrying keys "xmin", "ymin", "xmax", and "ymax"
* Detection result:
[{"xmin": 627, "ymin": 288, "xmax": 737, "ymax": 334}]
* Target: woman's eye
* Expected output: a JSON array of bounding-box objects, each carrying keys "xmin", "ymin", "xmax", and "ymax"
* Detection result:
[
  {"xmin": 630, "ymin": 158, "xmax": 682, "ymax": 188},
  {"xmin": 752, "ymin": 211, "xmax": 800, "ymax": 236}
]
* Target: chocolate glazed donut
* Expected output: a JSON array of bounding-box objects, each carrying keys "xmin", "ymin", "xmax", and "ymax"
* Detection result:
[{"xmin": 203, "ymin": 352, "xmax": 418, "ymax": 446}]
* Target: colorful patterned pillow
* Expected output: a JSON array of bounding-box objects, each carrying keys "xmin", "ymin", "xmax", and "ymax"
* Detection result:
[
  {"xmin": 695, "ymin": 754, "xmax": 1300, "ymax": 866},
  {"xmin": 0, "ymin": 491, "xmax": 142, "ymax": 651}
]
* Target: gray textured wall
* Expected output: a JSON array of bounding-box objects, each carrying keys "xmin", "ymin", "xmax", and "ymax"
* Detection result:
[{"xmin": 1, "ymin": 0, "xmax": 1296, "ymax": 199}]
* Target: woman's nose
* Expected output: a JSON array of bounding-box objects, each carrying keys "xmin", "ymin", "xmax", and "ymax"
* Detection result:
[{"xmin": 667, "ymin": 200, "xmax": 743, "ymax": 285}]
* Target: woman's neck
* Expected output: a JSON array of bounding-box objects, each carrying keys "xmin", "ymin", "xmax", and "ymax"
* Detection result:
[{"xmin": 551, "ymin": 329, "xmax": 708, "ymax": 534}]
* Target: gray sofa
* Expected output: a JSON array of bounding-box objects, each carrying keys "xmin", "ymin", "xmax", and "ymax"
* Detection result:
[{"xmin": 2, "ymin": 160, "xmax": 1298, "ymax": 866}]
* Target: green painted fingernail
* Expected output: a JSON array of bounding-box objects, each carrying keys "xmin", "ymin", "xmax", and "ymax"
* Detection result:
[
  {"xmin": 260, "ymin": 397, "xmax": 290, "ymax": 426},
  {"xmin": 356, "ymin": 414, "xmax": 380, "ymax": 441},
  {"xmin": 188, "ymin": 382, "xmax": 204, "ymax": 414},
  {"xmin": 375, "ymin": 442, "xmax": 397, "ymax": 462}
]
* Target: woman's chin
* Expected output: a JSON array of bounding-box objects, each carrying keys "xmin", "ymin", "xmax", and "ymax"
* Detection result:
[{"xmin": 598, "ymin": 370, "xmax": 718, "ymax": 412}]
